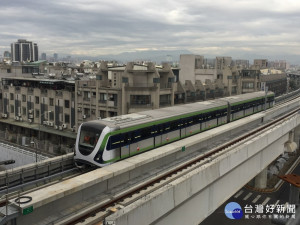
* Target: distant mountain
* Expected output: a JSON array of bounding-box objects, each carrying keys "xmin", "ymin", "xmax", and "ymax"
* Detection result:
[
  {"xmin": 59, "ymin": 50, "xmax": 193, "ymax": 64},
  {"xmin": 96, "ymin": 50, "xmax": 193, "ymax": 63},
  {"xmin": 58, "ymin": 50, "xmax": 300, "ymax": 65}
]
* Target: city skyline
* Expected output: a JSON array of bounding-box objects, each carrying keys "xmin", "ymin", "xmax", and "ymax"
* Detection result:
[{"xmin": 1, "ymin": 0, "xmax": 300, "ymax": 63}]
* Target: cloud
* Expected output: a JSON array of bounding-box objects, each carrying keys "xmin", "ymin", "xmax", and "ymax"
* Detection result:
[{"xmin": 0, "ymin": 0, "xmax": 300, "ymax": 62}]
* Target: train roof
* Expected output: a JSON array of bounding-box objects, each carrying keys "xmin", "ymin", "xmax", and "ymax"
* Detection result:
[
  {"xmin": 102, "ymin": 99, "xmax": 226, "ymax": 129},
  {"xmin": 220, "ymin": 91, "xmax": 273, "ymax": 104},
  {"xmin": 100, "ymin": 91, "xmax": 274, "ymax": 129}
]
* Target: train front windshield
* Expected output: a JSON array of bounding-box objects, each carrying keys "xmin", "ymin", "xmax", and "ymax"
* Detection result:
[{"xmin": 78, "ymin": 123, "xmax": 104, "ymax": 156}]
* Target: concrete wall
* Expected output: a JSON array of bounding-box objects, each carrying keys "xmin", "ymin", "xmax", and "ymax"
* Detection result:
[{"xmin": 0, "ymin": 143, "xmax": 42, "ymax": 169}]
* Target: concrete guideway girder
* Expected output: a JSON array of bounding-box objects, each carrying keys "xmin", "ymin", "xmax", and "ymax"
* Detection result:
[{"xmin": 105, "ymin": 114, "xmax": 300, "ymax": 225}]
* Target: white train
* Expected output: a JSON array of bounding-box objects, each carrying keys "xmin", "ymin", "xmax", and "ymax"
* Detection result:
[{"xmin": 74, "ymin": 91, "xmax": 274, "ymax": 167}]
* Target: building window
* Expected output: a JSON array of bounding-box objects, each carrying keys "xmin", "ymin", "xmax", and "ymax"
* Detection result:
[
  {"xmin": 242, "ymin": 82, "xmax": 254, "ymax": 89},
  {"xmin": 10, "ymin": 93, "xmax": 14, "ymax": 100},
  {"xmin": 35, "ymin": 96, "xmax": 39, "ymax": 104},
  {"xmin": 100, "ymin": 110, "xmax": 106, "ymax": 118},
  {"xmin": 160, "ymin": 94, "xmax": 171, "ymax": 106},
  {"xmin": 130, "ymin": 95, "xmax": 151, "ymax": 105},
  {"xmin": 108, "ymin": 111, "xmax": 117, "ymax": 117},
  {"xmin": 36, "ymin": 109, "xmax": 40, "ymax": 118},
  {"xmin": 22, "ymin": 107, "xmax": 26, "ymax": 116},
  {"xmin": 10, "ymin": 105, "xmax": 14, "ymax": 113},
  {"xmin": 84, "ymin": 91, "xmax": 90, "ymax": 100},
  {"xmin": 84, "ymin": 108, "xmax": 90, "ymax": 117},
  {"xmin": 99, "ymin": 93, "xmax": 107, "ymax": 102},
  {"xmin": 65, "ymin": 114, "xmax": 70, "ymax": 123},
  {"xmin": 49, "ymin": 111, "xmax": 54, "ymax": 120},
  {"xmin": 50, "ymin": 98, "xmax": 54, "ymax": 106},
  {"xmin": 22, "ymin": 95, "xmax": 26, "ymax": 102},
  {"xmin": 65, "ymin": 100, "xmax": 70, "ymax": 108}
]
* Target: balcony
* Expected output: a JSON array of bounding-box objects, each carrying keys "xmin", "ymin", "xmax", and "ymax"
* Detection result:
[
  {"xmin": 124, "ymin": 83, "xmax": 158, "ymax": 91},
  {"xmin": 98, "ymin": 100, "xmax": 107, "ymax": 106},
  {"xmin": 27, "ymin": 88, "xmax": 34, "ymax": 95},
  {"xmin": 107, "ymin": 100, "xmax": 117, "ymax": 108},
  {"xmin": 15, "ymin": 86, "xmax": 21, "ymax": 93},
  {"xmin": 41, "ymin": 89, "xmax": 48, "ymax": 97},
  {"xmin": 55, "ymin": 91, "xmax": 63, "ymax": 97},
  {"xmin": 83, "ymin": 98, "xmax": 91, "ymax": 102}
]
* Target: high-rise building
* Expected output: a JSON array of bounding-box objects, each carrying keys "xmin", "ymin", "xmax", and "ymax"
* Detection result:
[
  {"xmin": 11, "ymin": 39, "xmax": 39, "ymax": 62},
  {"xmin": 41, "ymin": 52, "xmax": 46, "ymax": 60},
  {"xmin": 53, "ymin": 53, "xmax": 58, "ymax": 61}
]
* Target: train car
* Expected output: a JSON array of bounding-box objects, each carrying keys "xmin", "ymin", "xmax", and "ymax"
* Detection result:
[{"xmin": 74, "ymin": 91, "xmax": 274, "ymax": 167}]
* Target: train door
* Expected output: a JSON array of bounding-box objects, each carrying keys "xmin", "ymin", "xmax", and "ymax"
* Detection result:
[{"xmin": 120, "ymin": 132, "xmax": 131, "ymax": 158}]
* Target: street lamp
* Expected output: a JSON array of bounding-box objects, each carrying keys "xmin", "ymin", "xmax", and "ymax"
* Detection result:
[{"xmin": 38, "ymin": 111, "xmax": 52, "ymax": 161}]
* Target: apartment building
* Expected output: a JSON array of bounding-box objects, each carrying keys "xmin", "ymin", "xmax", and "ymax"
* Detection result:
[
  {"xmin": 179, "ymin": 55, "xmax": 287, "ymax": 98},
  {"xmin": 75, "ymin": 62, "xmax": 176, "ymax": 128},
  {"xmin": 0, "ymin": 77, "xmax": 76, "ymax": 154},
  {"xmin": 253, "ymin": 59, "xmax": 268, "ymax": 69}
]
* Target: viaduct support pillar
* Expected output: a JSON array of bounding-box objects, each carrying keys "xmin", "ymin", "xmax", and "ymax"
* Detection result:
[{"xmin": 254, "ymin": 168, "xmax": 268, "ymax": 189}]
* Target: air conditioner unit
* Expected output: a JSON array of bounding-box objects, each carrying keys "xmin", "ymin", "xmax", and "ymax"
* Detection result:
[
  {"xmin": 28, "ymin": 114, "xmax": 34, "ymax": 119},
  {"xmin": 83, "ymin": 115, "xmax": 86, "ymax": 119},
  {"xmin": 28, "ymin": 109, "xmax": 33, "ymax": 114},
  {"xmin": 58, "ymin": 126, "xmax": 63, "ymax": 130},
  {"xmin": 15, "ymin": 116, "xmax": 19, "ymax": 121},
  {"xmin": 62, "ymin": 124, "xmax": 67, "ymax": 129},
  {"xmin": 2, "ymin": 114, "xmax": 7, "ymax": 118},
  {"xmin": 43, "ymin": 121, "xmax": 48, "ymax": 125},
  {"xmin": 28, "ymin": 119, "xmax": 32, "ymax": 123},
  {"xmin": 48, "ymin": 122, "xmax": 54, "ymax": 126},
  {"xmin": 54, "ymin": 125, "xmax": 58, "ymax": 129}
]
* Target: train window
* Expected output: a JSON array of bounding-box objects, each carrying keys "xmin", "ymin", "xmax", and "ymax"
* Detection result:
[
  {"xmin": 78, "ymin": 126, "xmax": 102, "ymax": 155},
  {"xmin": 121, "ymin": 132, "xmax": 132, "ymax": 146},
  {"xmin": 170, "ymin": 120, "xmax": 180, "ymax": 131},
  {"xmin": 203, "ymin": 113, "xmax": 211, "ymax": 121},
  {"xmin": 164, "ymin": 122, "xmax": 171, "ymax": 133},
  {"xmin": 182, "ymin": 117, "xmax": 192, "ymax": 127},
  {"xmin": 133, "ymin": 130, "xmax": 141, "ymax": 142},
  {"xmin": 192, "ymin": 116, "xmax": 199, "ymax": 125},
  {"xmin": 107, "ymin": 134, "xmax": 121, "ymax": 150},
  {"xmin": 199, "ymin": 115, "xmax": 204, "ymax": 122},
  {"xmin": 151, "ymin": 125, "xmax": 159, "ymax": 136},
  {"xmin": 140, "ymin": 127, "xmax": 151, "ymax": 139}
]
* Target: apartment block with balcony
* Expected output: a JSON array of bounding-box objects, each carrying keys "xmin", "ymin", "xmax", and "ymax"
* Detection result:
[
  {"xmin": 0, "ymin": 77, "xmax": 76, "ymax": 154},
  {"xmin": 75, "ymin": 62, "xmax": 177, "ymax": 128}
]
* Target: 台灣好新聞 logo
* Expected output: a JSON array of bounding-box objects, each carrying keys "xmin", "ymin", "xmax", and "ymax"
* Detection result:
[{"xmin": 224, "ymin": 202, "xmax": 243, "ymax": 219}]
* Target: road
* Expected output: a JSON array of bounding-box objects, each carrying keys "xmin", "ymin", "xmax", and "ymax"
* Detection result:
[{"xmin": 200, "ymin": 158, "xmax": 300, "ymax": 225}]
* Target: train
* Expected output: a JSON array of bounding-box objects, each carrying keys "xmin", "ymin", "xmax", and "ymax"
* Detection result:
[{"xmin": 74, "ymin": 91, "xmax": 275, "ymax": 167}]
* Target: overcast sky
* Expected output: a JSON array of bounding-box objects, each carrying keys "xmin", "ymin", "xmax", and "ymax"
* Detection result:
[{"xmin": 1, "ymin": 0, "xmax": 300, "ymax": 61}]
